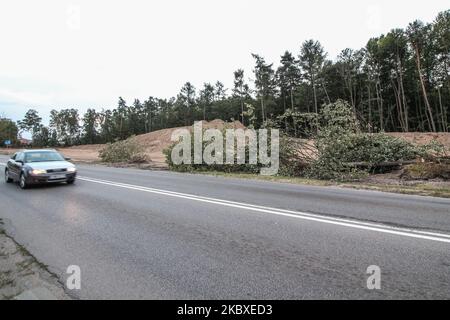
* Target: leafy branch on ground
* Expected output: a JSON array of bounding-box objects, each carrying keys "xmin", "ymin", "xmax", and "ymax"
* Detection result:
[
  {"xmin": 164, "ymin": 100, "xmax": 448, "ymax": 182},
  {"xmin": 99, "ymin": 136, "xmax": 149, "ymax": 163}
]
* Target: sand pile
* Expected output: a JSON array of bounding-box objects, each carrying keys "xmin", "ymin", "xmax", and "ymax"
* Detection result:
[
  {"xmin": 134, "ymin": 119, "xmax": 245, "ymax": 153},
  {"xmin": 133, "ymin": 119, "xmax": 245, "ymax": 166},
  {"xmin": 57, "ymin": 120, "xmax": 245, "ymax": 166},
  {"xmin": 386, "ymin": 132, "xmax": 450, "ymax": 149}
]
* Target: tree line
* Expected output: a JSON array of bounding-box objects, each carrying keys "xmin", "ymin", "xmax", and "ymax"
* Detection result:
[
  {"xmin": 10, "ymin": 10, "xmax": 450, "ymax": 147},
  {"xmin": 0, "ymin": 118, "xmax": 18, "ymax": 145}
]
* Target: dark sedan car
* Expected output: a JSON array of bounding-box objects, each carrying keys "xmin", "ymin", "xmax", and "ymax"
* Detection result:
[{"xmin": 4, "ymin": 149, "xmax": 77, "ymax": 189}]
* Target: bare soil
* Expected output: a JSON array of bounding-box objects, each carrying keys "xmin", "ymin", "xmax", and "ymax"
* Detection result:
[
  {"xmin": 386, "ymin": 132, "xmax": 450, "ymax": 148},
  {"xmin": 0, "ymin": 120, "xmax": 245, "ymax": 168},
  {"xmin": 0, "ymin": 220, "xmax": 70, "ymax": 300}
]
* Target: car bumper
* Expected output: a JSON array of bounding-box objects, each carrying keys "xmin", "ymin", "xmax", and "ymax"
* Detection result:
[{"xmin": 26, "ymin": 172, "xmax": 77, "ymax": 184}]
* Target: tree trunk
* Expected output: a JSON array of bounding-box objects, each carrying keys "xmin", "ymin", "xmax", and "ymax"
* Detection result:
[
  {"xmin": 375, "ymin": 80, "xmax": 384, "ymax": 131},
  {"xmin": 416, "ymin": 81, "xmax": 427, "ymax": 131},
  {"xmin": 290, "ymin": 87, "xmax": 295, "ymax": 111},
  {"xmin": 392, "ymin": 79, "xmax": 404, "ymax": 131},
  {"xmin": 283, "ymin": 92, "xmax": 288, "ymax": 130},
  {"xmin": 367, "ymin": 84, "xmax": 372, "ymax": 133},
  {"xmin": 149, "ymin": 108, "xmax": 152, "ymax": 132},
  {"xmin": 437, "ymin": 87, "xmax": 447, "ymax": 132},
  {"xmin": 398, "ymin": 56, "xmax": 409, "ymax": 132},
  {"xmin": 322, "ymin": 82, "xmax": 331, "ymax": 104},
  {"xmin": 312, "ymin": 72, "xmax": 318, "ymax": 114},
  {"xmin": 241, "ymin": 100, "xmax": 244, "ymax": 126},
  {"xmin": 414, "ymin": 46, "xmax": 436, "ymax": 132},
  {"xmin": 388, "ymin": 105, "xmax": 395, "ymax": 130},
  {"xmin": 260, "ymin": 97, "xmax": 265, "ymax": 124},
  {"xmin": 120, "ymin": 116, "xmax": 123, "ymax": 138}
]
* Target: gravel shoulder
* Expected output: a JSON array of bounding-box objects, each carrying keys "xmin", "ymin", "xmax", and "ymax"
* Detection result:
[{"xmin": 0, "ymin": 219, "xmax": 71, "ymax": 300}]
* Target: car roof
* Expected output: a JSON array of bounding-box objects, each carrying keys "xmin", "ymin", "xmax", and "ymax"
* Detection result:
[{"xmin": 21, "ymin": 149, "xmax": 58, "ymax": 153}]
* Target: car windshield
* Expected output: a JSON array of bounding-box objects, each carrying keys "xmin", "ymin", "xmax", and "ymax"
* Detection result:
[{"xmin": 24, "ymin": 151, "xmax": 65, "ymax": 163}]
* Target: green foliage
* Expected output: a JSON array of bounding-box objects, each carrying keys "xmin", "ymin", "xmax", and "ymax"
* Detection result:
[
  {"xmin": 82, "ymin": 108, "xmax": 100, "ymax": 144},
  {"xmin": 318, "ymin": 100, "xmax": 360, "ymax": 135},
  {"xmin": 299, "ymin": 39, "xmax": 326, "ymax": 114},
  {"xmin": 164, "ymin": 129, "xmax": 260, "ymax": 174},
  {"xmin": 164, "ymin": 129, "xmax": 299, "ymax": 175},
  {"xmin": 242, "ymin": 103, "xmax": 257, "ymax": 129},
  {"xmin": 402, "ymin": 163, "xmax": 450, "ymax": 180},
  {"xmin": 306, "ymin": 101, "xmax": 424, "ymax": 180},
  {"xmin": 252, "ymin": 54, "xmax": 277, "ymax": 122},
  {"xmin": 308, "ymin": 133, "xmax": 422, "ymax": 180},
  {"xmin": 0, "ymin": 118, "xmax": 18, "ymax": 145},
  {"xmin": 17, "ymin": 109, "xmax": 42, "ymax": 135},
  {"xmin": 99, "ymin": 137, "xmax": 148, "ymax": 163},
  {"xmin": 277, "ymin": 110, "xmax": 318, "ymax": 137},
  {"xmin": 49, "ymin": 108, "xmax": 80, "ymax": 146},
  {"xmin": 32, "ymin": 125, "xmax": 50, "ymax": 147}
]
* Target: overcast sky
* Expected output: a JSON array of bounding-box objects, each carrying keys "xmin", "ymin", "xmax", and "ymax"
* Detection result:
[{"xmin": 0, "ymin": 0, "xmax": 448, "ymax": 124}]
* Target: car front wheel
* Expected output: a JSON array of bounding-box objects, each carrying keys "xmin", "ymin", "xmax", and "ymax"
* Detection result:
[
  {"xmin": 19, "ymin": 173, "xmax": 28, "ymax": 189},
  {"xmin": 5, "ymin": 169, "xmax": 13, "ymax": 183}
]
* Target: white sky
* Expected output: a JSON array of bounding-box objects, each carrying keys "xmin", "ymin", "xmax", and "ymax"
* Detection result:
[{"xmin": 0, "ymin": 0, "xmax": 448, "ymax": 124}]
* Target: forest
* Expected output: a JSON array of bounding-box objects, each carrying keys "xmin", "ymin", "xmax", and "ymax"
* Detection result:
[{"xmin": 9, "ymin": 10, "xmax": 450, "ymax": 147}]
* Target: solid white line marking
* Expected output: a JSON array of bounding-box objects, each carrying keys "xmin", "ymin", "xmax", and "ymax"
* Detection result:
[{"xmin": 77, "ymin": 176, "xmax": 450, "ymax": 244}]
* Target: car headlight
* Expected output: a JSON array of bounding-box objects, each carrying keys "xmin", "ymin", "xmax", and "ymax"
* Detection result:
[
  {"xmin": 30, "ymin": 169, "xmax": 47, "ymax": 175},
  {"xmin": 67, "ymin": 167, "xmax": 77, "ymax": 173}
]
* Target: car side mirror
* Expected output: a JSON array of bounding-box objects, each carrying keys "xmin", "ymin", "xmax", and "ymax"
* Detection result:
[{"xmin": 65, "ymin": 157, "xmax": 71, "ymax": 161}]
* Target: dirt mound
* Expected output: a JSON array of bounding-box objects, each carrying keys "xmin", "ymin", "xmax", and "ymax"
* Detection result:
[
  {"xmin": 58, "ymin": 120, "xmax": 245, "ymax": 167},
  {"xmin": 64, "ymin": 144, "xmax": 105, "ymax": 151},
  {"xmin": 134, "ymin": 119, "xmax": 245, "ymax": 153},
  {"xmin": 386, "ymin": 132, "xmax": 450, "ymax": 149},
  {"xmin": 56, "ymin": 146, "xmax": 103, "ymax": 163},
  {"xmin": 133, "ymin": 119, "xmax": 245, "ymax": 166}
]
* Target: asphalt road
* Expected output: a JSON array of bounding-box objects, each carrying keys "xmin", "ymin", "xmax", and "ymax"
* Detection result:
[{"xmin": 0, "ymin": 154, "xmax": 449, "ymax": 299}]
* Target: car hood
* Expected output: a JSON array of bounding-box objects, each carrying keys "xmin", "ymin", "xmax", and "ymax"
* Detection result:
[{"xmin": 26, "ymin": 161, "xmax": 75, "ymax": 170}]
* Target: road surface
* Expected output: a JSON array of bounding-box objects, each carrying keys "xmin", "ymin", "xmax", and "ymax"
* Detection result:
[{"xmin": 0, "ymin": 154, "xmax": 449, "ymax": 299}]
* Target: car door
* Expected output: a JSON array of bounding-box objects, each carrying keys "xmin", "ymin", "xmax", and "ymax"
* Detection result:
[
  {"xmin": 7, "ymin": 153, "xmax": 17, "ymax": 179},
  {"xmin": 9, "ymin": 152, "xmax": 23, "ymax": 180}
]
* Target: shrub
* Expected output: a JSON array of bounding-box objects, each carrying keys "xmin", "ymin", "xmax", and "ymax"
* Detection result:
[
  {"xmin": 99, "ymin": 137, "xmax": 148, "ymax": 163},
  {"xmin": 402, "ymin": 163, "xmax": 450, "ymax": 180},
  {"xmin": 164, "ymin": 129, "xmax": 261, "ymax": 174}
]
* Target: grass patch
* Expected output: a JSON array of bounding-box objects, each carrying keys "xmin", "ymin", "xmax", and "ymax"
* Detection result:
[
  {"xmin": 340, "ymin": 183, "xmax": 450, "ymax": 198},
  {"xmin": 192, "ymin": 171, "xmax": 334, "ymax": 186},
  {"xmin": 192, "ymin": 171, "xmax": 450, "ymax": 198},
  {"xmin": 402, "ymin": 163, "xmax": 450, "ymax": 180}
]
